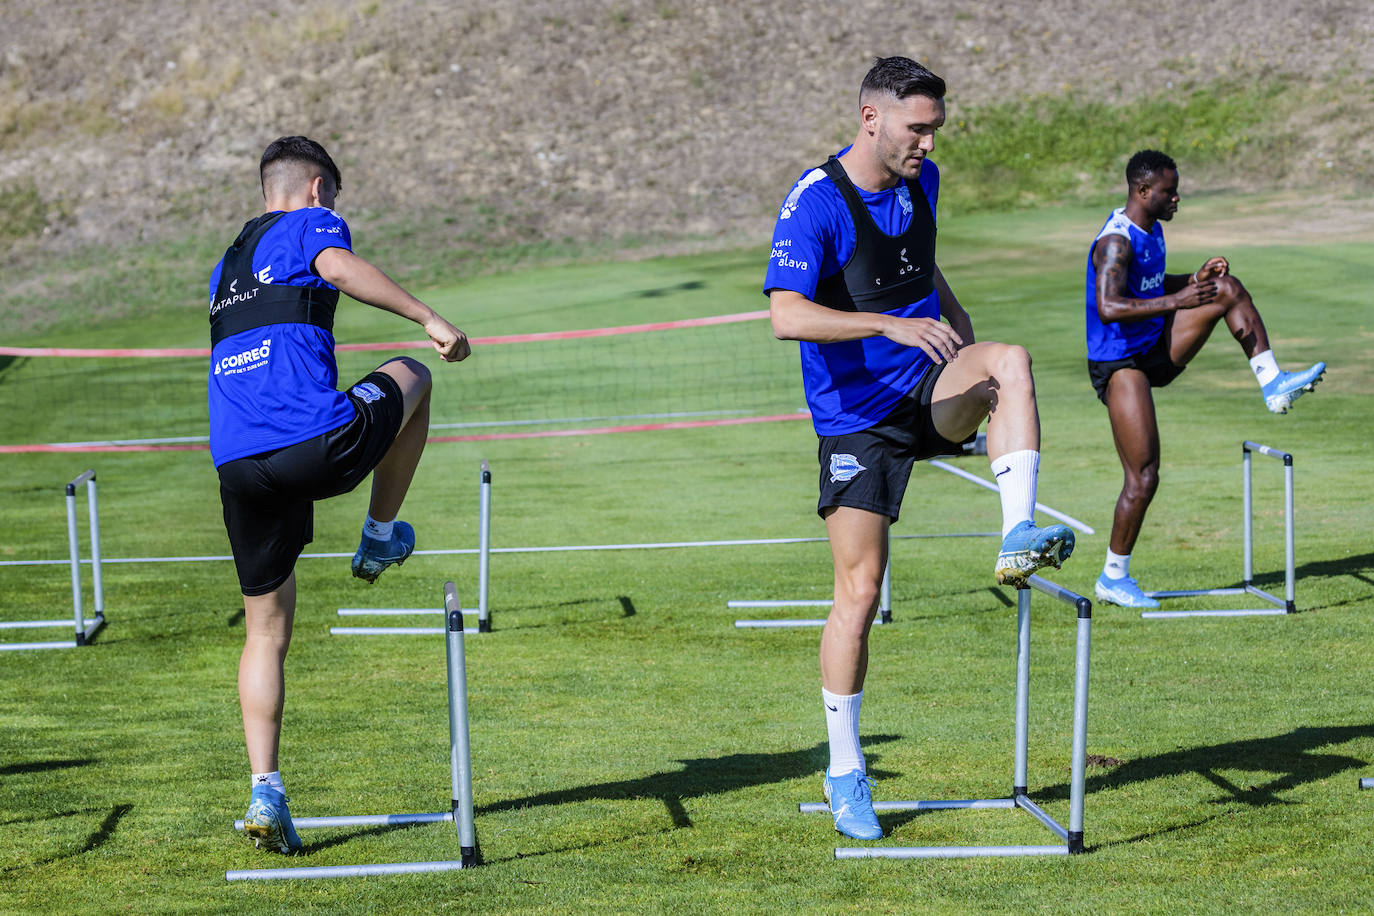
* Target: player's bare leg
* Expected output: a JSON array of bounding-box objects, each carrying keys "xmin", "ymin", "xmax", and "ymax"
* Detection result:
[
  {"xmin": 930, "ymin": 342, "xmax": 1073, "ymax": 586},
  {"xmin": 352, "ymin": 356, "xmax": 432, "ymax": 583},
  {"xmin": 818, "ymin": 505, "xmax": 888, "ymax": 840},
  {"xmin": 239, "ymin": 574, "xmax": 296, "ymax": 774},
  {"xmin": 1096, "ymin": 369, "xmax": 1161, "ymax": 608},
  {"xmin": 1169, "ymin": 276, "xmax": 1324, "ymax": 413}
]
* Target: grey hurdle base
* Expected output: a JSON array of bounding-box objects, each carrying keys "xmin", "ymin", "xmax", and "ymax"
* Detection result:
[
  {"xmin": 1142, "ymin": 441, "xmax": 1297, "ymax": 619},
  {"xmin": 0, "ymin": 469, "xmax": 107, "ymax": 651},
  {"xmin": 801, "ymin": 574, "xmax": 1092, "ymax": 859},
  {"xmin": 226, "ymin": 580, "xmax": 479, "ymax": 880}
]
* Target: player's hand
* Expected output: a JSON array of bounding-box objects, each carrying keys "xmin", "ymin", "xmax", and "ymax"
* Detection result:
[
  {"xmin": 882, "ymin": 316, "xmax": 964, "ymax": 363},
  {"xmin": 1174, "ymin": 278, "xmax": 1218, "ymax": 310},
  {"xmin": 425, "ymin": 315, "xmax": 470, "ymax": 362},
  {"xmin": 1193, "ymin": 257, "xmax": 1229, "ymax": 282}
]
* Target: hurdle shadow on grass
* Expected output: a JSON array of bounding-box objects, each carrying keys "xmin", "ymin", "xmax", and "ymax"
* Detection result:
[
  {"xmin": 0, "ymin": 757, "xmax": 97, "ymax": 777},
  {"xmin": 1160, "ymin": 552, "xmax": 1374, "ymax": 613},
  {"xmin": 634, "ymin": 279, "xmax": 705, "ymax": 298},
  {"xmin": 1267, "ymin": 551, "xmax": 1374, "ymax": 609},
  {"xmin": 1011, "ymin": 724, "xmax": 1374, "ymax": 848},
  {"xmin": 0, "ymin": 803, "xmax": 132, "ymax": 874},
  {"xmin": 492, "ymin": 596, "xmax": 640, "ymax": 631},
  {"xmin": 474, "ymin": 736, "xmax": 903, "ymax": 829},
  {"xmin": 298, "ymin": 737, "xmax": 902, "ymax": 852},
  {"xmin": 889, "ymin": 585, "xmax": 1016, "ymax": 623}
]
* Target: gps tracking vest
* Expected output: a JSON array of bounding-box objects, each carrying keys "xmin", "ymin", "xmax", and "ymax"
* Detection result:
[
  {"xmin": 812, "ymin": 157, "xmax": 937, "ymax": 313},
  {"xmin": 209, "ymin": 212, "xmax": 340, "ymax": 346}
]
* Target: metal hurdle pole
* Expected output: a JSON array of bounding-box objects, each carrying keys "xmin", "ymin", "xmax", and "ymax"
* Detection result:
[
  {"xmin": 227, "ymin": 581, "xmax": 479, "ymax": 881},
  {"xmin": 801, "ymin": 574, "xmax": 1091, "ymax": 859},
  {"xmin": 1143, "ymin": 441, "xmax": 1296, "ymax": 619},
  {"xmin": 477, "ymin": 459, "xmax": 492, "ymax": 633},
  {"xmin": 0, "ymin": 470, "xmax": 106, "ymax": 652},
  {"xmin": 1359, "ymin": 778, "xmax": 1374, "ymax": 790},
  {"xmin": 330, "ymin": 462, "xmax": 492, "ymax": 636}
]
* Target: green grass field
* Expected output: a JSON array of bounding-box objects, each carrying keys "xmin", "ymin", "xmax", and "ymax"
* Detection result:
[{"xmin": 2, "ymin": 197, "xmax": 1372, "ymax": 913}]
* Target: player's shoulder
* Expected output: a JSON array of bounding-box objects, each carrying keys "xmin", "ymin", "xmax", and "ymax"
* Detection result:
[
  {"xmin": 286, "ymin": 206, "xmax": 349, "ymax": 235},
  {"xmin": 778, "ymin": 165, "xmax": 843, "ymax": 222},
  {"xmin": 1094, "ymin": 208, "xmax": 1137, "ymax": 245}
]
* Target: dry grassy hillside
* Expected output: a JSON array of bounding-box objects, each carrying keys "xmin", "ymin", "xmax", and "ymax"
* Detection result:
[{"xmin": 1, "ymin": 0, "xmax": 1371, "ymax": 258}]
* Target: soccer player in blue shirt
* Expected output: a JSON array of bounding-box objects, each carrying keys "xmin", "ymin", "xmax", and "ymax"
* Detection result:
[
  {"xmin": 1086, "ymin": 150, "xmax": 1325, "ymax": 609},
  {"xmin": 765, "ymin": 57, "xmax": 1075, "ymax": 841},
  {"xmin": 209, "ymin": 136, "xmax": 469, "ymax": 853}
]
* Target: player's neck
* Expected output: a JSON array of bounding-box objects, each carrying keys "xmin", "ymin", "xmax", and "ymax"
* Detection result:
[
  {"xmin": 263, "ymin": 190, "xmax": 323, "ymax": 214},
  {"xmin": 837, "ymin": 144, "xmax": 902, "ymax": 193},
  {"xmin": 1123, "ymin": 200, "xmax": 1155, "ymax": 232}
]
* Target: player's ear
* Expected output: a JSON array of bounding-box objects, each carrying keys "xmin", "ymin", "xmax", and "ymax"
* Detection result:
[
  {"xmin": 309, "ymin": 175, "xmax": 325, "ymax": 207},
  {"xmin": 859, "ymin": 100, "xmax": 880, "ymax": 135}
]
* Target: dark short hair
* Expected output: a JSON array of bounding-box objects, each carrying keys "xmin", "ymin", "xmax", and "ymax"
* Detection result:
[
  {"xmin": 1126, "ymin": 149, "xmax": 1176, "ymax": 189},
  {"xmin": 260, "ymin": 136, "xmax": 342, "ymax": 193},
  {"xmin": 860, "ymin": 56, "xmax": 946, "ymax": 103}
]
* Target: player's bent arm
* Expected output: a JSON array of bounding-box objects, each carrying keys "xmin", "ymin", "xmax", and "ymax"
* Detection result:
[
  {"xmin": 769, "ymin": 289, "xmax": 889, "ymax": 342},
  {"xmin": 314, "ymin": 247, "xmax": 469, "ymax": 361},
  {"xmin": 769, "ymin": 288, "xmax": 963, "ymax": 363},
  {"xmin": 934, "ymin": 265, "xmax": 974, "ymax": 347},
  {"xmin": 1092, "ymin": 234, "xmax": 1215, "ymax": 323}
]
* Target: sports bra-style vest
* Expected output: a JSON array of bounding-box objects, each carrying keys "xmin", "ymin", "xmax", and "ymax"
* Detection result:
[
  {"xmin": 812, "ymin": 157, "xmax": 937, "ymax": 313},
  {"xmin": 209, "ymin": 212, "xmax": 340, "ymax": 346}
]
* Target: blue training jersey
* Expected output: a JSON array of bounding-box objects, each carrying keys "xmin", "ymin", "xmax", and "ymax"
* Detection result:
[
  {"xmin": 1084, "ymin": 208, "xmax": 1167, "ymax": 361},
  {"xmin": 207, "ymin": 207, "xmax": 356, "ymax": 465},
  {"xmin": 764, "ymin": 150, "xmax": 942, "ymax": 436}
]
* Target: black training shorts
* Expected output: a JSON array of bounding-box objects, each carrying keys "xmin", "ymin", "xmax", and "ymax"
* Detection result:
[
  {"xmin": 1087, "ymin": 322, "xmax": 1185, "ymax": 404},
  {"xmin": 816, "ymin": 362, "xmax": 975, "ymax": 522},
  {"xmin": 217, "ymin": 369, "xmax": 406, "ymax": 596}
]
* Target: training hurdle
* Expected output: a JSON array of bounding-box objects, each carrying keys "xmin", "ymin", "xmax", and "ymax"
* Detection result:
[
  {"xmin": 0, "ymin": 469, "xmax": 107, "ymax": 652},
  {"xmin": 227, "ymin": 581, "xmax": 479, "ymax": 881},
  {"xmin": 331, "ymin": 461, "xmax": 493, "ymax": 636},
  {"xmin": 730, "ymin": 453, "xmax": 1093, "ymax": 629},
  {"xmin": 801, "ymin": 574, "xmax": 1092, "ymax": 859},
  {"xmin": 1142, "ymin": 441, "xmax": 1296, "ymax": 619},
  {"xmin": 1360, "ymin": 778, "xmax": 1374, "ymax": 790},
  {"xmin": 733, "ymin": 548, "xmax": 895, "ymax": 628}
]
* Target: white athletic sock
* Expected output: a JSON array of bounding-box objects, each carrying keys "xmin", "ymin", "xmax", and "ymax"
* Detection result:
[
  {"xmin": 363, "ymin": 515, "xmax": 394, "ymax": 540},
  {"xmin": 823, "ymin": 688, "xmax": 865, "ymax": 778},
  {"xmin": 252, "ymin": 770, "xmax": 285, "ymax": 793},
  {"xmin": 991, "ymin": 449, "xmax": 1040, "ymax": 538},
  {"xmin": 1249, "ymin": 350, "xmax": 1280, "ymax": 387},
  {"xmin": 1103, "ymin": 549, "xmax": 1131, "ymax": 580}
]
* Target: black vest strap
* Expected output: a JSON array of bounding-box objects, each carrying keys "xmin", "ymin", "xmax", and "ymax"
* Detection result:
[
  {"xmin": 209, "ymin": 212, "xmax": 340, "ymax": 347},
  {"xmin": 812, "ymin": 157, "xmax": 937, "ymax": 313}
]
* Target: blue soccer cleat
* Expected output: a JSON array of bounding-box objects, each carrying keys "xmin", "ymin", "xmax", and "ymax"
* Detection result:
[
  {"xmin": 1094, "ymin": 573, "xmax": 1160, "ymax": 609},
  {"xmin": 995, "ymin": 520, "xmax": 1075, "ymax": 588},
  {"xmin": 823, "ymin": 769, "xmax": 882, "ymax": 841},
  {"xmin": 1262, "ymin": 362, "xmax": 1325, "ymax": 414},
  {"xmin": 351, "ymin": 521, "xmax": 415, "ymax": 583},
  {"xmin": 242, "ymin": 785, "xmax": 302, "ymax": 854}
]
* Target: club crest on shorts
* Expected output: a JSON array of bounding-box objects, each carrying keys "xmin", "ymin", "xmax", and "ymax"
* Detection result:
[
  {"xmin": 829, "ymin": 453, "xmax": 867, "ymax": 483},
  {"xmin": 350, "ymin": 382, "xmax": 386, "ymax": 403}
]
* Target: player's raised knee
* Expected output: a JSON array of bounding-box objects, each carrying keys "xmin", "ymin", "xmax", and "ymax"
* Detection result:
[
  {"xmin": 379, "ymin": 355, "xmax": 432, "ymax": 392},
  {"xmin": 1213, "ymin": 274, "xmax": 1247, "ymax": 304},
  {"xmin": 989, "ymin": 342, "xmax": 1032, "ymax": 381}
]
